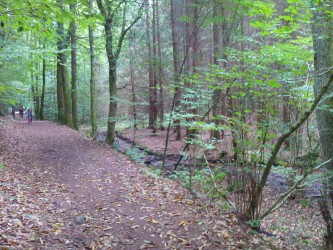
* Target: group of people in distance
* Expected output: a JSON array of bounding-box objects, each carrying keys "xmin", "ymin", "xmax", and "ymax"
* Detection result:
[{"xmin": 11, "ymin": 106, "xmax": 33, "ymax": 124}]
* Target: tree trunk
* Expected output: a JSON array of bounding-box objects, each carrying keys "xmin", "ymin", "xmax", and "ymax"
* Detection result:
[
  {"xmin": 40, "ymin": 41, "xmax": 46, "ymax": 120},
  {"xmin": 312, "ymin": 1, "xmax": 333, "ymax": 247},
  {"xmin": 170, "ymin": 0, "xmax": 181, "ymax": 140},
  {"xmin": 145, "ymin": 0, "xmax": 156, "ymax": 131},
  {"xmin": 151, "ymin": 0, "xmax": 158, "ymax": 133},
  {"xmin": 89, "ymin": 0, "xmax": 97, "ymax": 137},
  {"xmin": 30, "ymin": 62, "xmax": 36, "ymax": 115},
  {"xmin": 34, "ymin": 60, "xmax": 40, "ymax": 120},
  {"xmin": 130, "ymin": 52, "xmax": 137, "ymax": 129},
  {"xmin": 105, "ymin": 23, "xmax": 117, "ymax": 145},
  {"xmin": 56, "ymin": 51, "xmax": 65, "ymax": 124},
  {"xmin": 156, "ymin": 0, "xmax": 164, "ymax": 130},
  {"xmin": 70, "ymin": 4, "xmax": 79, "ymax": 130},
  {"xmin": 211, "ymin": 0, "xmax": 221, "ymax": 139},
  {"xmin": 56, "ymin": 0, "xmax": 71, "ymax": 125},
  {"xmin": 96, "ymin": 0, "xmax": 143, "ymax": 146}
]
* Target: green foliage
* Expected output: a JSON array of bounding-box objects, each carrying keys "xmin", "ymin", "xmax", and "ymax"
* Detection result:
[
  {"xmin": 169, "ymin": 168, "xmax": 228, "ymax": 199},
  {"xmin": 148, "ymin": 168, "xmax": 163, "ymax": 178},
  {"xmin": 300, "ymin": 199, "xmax": 309, "ymax": 208},
  {"xmin": 0, "ymin": 162, "xmax": 6, "ymax": 171},
  {"xmin": 246, "ymin": 218, "xmax": 262, "ymax": 229},
  {"xmin": 125, "ymin": 146, "xmax": 146, "ymax": 165}
]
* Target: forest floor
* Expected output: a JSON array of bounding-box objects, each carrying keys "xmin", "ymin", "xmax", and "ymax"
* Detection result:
[
  {"xmin": 0, "ymin": 117, "xmax": 275, "ymax": 249},
  {"xmin": 117, "ymin": 127, "xmax": 325, "ymax": 250}
]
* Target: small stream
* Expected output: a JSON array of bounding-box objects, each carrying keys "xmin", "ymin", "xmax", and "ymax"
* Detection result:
[
  {"xmin": 97, "ymin": 132, "xmax": 187, "ymax": 170},
  {"xmin": 97, "ymin": 131, "xmax": 322, "ymax": 197}
]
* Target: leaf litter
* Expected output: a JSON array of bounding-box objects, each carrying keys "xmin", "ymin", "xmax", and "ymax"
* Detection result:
[{"xmin": 0, "ymin": 117, "xmax": 273, "ymax": 249}]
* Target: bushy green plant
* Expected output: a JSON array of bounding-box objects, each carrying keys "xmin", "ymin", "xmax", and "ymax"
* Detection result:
[
  {"xmin": 246, "ymin": 219, "xmax": 261, "ymax": 230},
  {"xmin": 148, "ymin": 168, "xmax": 163, "ymax": 178},
  {"xmin": 0, "ymin": 162, "xmax": 5, "ymax": 170},
  {"xmin": 125, "ymin": 146, "xmax": 146, "ymax": 165}
]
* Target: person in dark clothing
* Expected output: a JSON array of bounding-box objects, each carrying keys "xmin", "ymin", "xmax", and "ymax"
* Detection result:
[
  {"xmin": 19, "ymin": 106, "xmax": 24, "ymax": 118},
  {"xmin": 11, "ymin": 106, "xmax": 15, "ymax": 119},
  {"xmin": 27, "ymin": 109, "xmax": 32, "ymax": 124}
]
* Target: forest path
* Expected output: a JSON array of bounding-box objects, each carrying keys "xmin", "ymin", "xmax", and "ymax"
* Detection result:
[{"xmin": 0, "ymin": 119, "xmax": 266, "ymax": 249}]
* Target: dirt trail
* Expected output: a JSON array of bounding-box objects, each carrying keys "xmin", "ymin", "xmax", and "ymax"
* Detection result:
[{"xmin": 0, "ymin": 119, "xmax": 266, "ymax": 249}]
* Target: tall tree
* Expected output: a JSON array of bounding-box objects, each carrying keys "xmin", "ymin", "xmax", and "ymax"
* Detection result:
[
  {"xmin": 151, "ymin": 0, "xmax": 158, "ymax": 133},
  {"xmin": 89, "ymin": 0, "xmax": 98, "ymax": 137},
  {"xmin": 34, "ymin": 59, "xmax": 41, "ymax": 120},
  {"xmin": 70, "ymin": 3, "xmax": 79, "ymax": 130},
  {"xmin": 145, "ymin": 0, "xmax": 156, "ymax": 132},
  {"xmin": 56, "ymin": 0, "xmax": 73, "ymax": 127},
  {"xmin": 311, "ymin": 0, "xmax": 333, "ymax": 247},
  {"xmin": 96, "ymin": 0, "xmax": 143, "ymax": 145},
  {"xmin": 211, "ymin": 0, "xmax": 222, "ymax": 139},
  {"xmin": 170, "ymin": 0, "xmax": 181, "ymax": 140},
  {"xmin": 156, "ymin": 0, "xmax": 164, "ymax": 130},
  {"xmin": 130, "ymin": 48, "xmax": 137, "ymax": 129},
  {"xmin": 40, "ymin": 40, "xmax": 46, "ymax": 120}
]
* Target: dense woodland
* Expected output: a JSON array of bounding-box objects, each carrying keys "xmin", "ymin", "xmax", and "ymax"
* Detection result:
[{"xmin": 1, "ymin": 0, "xmax": 333, "ymax": 248}]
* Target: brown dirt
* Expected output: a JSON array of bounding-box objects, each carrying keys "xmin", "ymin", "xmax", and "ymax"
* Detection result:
[{"xmin": 0, "ymin": 118, "xmax": 269, "ymax": 249}]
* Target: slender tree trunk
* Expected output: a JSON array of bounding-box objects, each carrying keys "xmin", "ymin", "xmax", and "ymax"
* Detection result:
[
  {"xmin": 170, "ymin": 0, "xmax": 181, "ymax": 140},
  {"xmin": 156, "ymin": 0, "xmax": 164, "ymax": 130},
  {"xmin": 104, "ymin": 21, "xmax": 117, "ymax": 145},
  {"xmin": 151, "ymin": 0, "xmax": 158, "ymax": 133},
  {"xmin": 30, "ymin": 61, "xmax": 36, "ymax": 113},
  {"xmin": 62, "ymin": 56, "xmax": 74, "ymax": 128},
  {"xmin": 70, "ymin": 4, "xmax": 78, "ymax": 130},
  {"xmin": 192, "ymin": 0, "xmax": 200, "ymax": 72},
  {"xmin": 56, "ymin": 0, "xmax": 67, "ymax": 125},
  {"xmin": 211, "ymin": 0, "xmax": 221, "ymax": 139},
  {"xmin": 40, "ymin": 41, "xmax": 46, "ymax": 120},
  {"xmin": 56, "ymin": 51, "xmax": 65, "ymax": 124},
  {"xmin": 130, "ymin": 53, "xmax": 137, "ymax": 129},
  {"xmin": 34, "ymin": 60, "xmax": 40, "ymax": 120},
  {"xmin": 89, "ymin": 0, "xmax": 97, "ymax": 137},
  {"xmin": 145, "ymin": 0, "xmax": 156, "ymax": 131},
  {"xmin": 183, "ymin": 0, "xmax": 191, "ymax": 137}
]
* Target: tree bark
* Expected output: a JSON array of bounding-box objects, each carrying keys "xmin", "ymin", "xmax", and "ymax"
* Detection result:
[
  {"xmin": 56, "ymin": 50, "xmax": 65, "ymax": 124},
  {"xmin": 40, "ymin": 41, "xmax": 46, "ymax": 120},
  {"xmin": 70, "ymin": 4, "xmax": 79, "ymax": 130},
  {"xmin": 145, "ymin": 0, "xmax": 156, "ymax": 132},
  {"xmin": 89, "ymin": 0, "xmax": 97, "ymax": 137},
  {"xmin": 56, "ymin": 0, "xmax": 72, "ymax": 126},
  {"xmin": 34, "ymin": 60, "xmax": 40, "ymax": 120},
  {"xmin": 311, "ymin": 1, "xmax": 333, "ymax": 247},
  {"xmin": 211, "ymin": 0, "xmax": 221, "ymax": 139},
  {"xmin": 156, "ymin": 0, "xmax": 164, "ymax": 130},
  {"xmin": 170, "ymin": 0, "xmax": 181, "ymax": 140},
  {"xmin": 130, "ymin": 50, "xmax": 137, "ymax": 129},
  {"xmin": 152, "ymin": 0, "xmax": 158, "ymax": 133}
]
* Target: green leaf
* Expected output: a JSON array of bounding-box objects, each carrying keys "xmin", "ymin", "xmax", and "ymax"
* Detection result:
[{"xmin": 266, "ymin": 79, "xmax": 281, "ymax": 88}]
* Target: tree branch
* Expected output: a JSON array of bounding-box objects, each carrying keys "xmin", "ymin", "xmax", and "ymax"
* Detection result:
[
  {"xmin": 260, "ymin": 158, "xmax": 333, "ymax": 219},
  {"xmin": 254, "ymin": 71, "xmax": 333, "ymax": 209},
  {"xmin": 115, "ymin": 2, "xmax": 144, "ymax": 60}
]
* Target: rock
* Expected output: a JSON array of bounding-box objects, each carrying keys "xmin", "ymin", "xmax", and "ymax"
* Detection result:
[
  {"xmin": 26, "ymin": 214, "xmax": 39, "ymax": 221},
  {"xmin": 75, "ymin": 236, "xmax": 86, "ymax": 242},
  {"xmin": 151, "ymin": 161, "xmax": 163, "ymax": 168},
  {"xmin": 144, "ymin": 155, "xmax": 155, "ymax": 164},
  {"xmin": 75, "ymin": 215, "xmax": 86, "ymax": 224}
]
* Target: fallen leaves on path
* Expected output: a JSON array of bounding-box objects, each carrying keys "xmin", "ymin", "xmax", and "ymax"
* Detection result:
[{"xmin": 0, "ymin": 118, "xmax": 270, "ymax": 249}]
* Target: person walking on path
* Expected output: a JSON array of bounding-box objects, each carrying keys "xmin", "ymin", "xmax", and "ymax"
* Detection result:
[
  {"xmin": 27, "ymin": 109, "xmax": 32, "ymax": 124},
  {"xmin": 11, "ymin": 106, "xmax": 16, "ymax": 119},
  {"xmin": 19, "ymin": 106, "xmax": 24, "ymax": 118}
]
